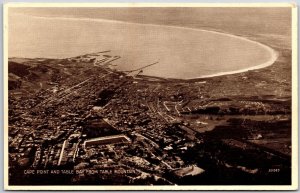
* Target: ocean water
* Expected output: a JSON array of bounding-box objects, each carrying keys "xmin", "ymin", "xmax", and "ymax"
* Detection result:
[{"xmin": 8, "ymin": 13, "xmax": 276, "ymax": 79}]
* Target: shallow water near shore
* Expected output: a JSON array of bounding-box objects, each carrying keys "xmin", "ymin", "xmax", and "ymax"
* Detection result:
[{"xmin": 9, "ymin": 13, "xmax": 277, "ymax": 79}]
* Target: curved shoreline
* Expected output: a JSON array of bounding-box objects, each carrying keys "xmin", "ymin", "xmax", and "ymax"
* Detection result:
[
  {"xmin": 14, "ymin": 13, "xmax": 279, "ymax": 79},
  {"xmin": 192, "ymin": 49, "xmax": 278, "ymax": 79}
]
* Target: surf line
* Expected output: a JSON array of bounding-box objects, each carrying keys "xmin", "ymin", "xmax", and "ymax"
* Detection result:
[{"xmin": 18, "ymin": 13, "xmax": 278, "ymax": 79}]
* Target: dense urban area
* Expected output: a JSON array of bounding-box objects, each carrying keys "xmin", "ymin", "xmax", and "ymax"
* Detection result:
[{"xmin": 8, "ymin": 38, "xmax": 292, "ymax": 185}]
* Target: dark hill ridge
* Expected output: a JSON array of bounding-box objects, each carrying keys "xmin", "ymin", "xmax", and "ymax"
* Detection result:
[
  {"xmin": 8, "ymin": 61, "xmax": 30, "ymax": 77},
  {"xmin": 8, "ymin": 57, "xmax": 74, "ymax": 93},
  {"xmin": 8, "ymin": 73, "xmax": 21, "ymax": 90}
]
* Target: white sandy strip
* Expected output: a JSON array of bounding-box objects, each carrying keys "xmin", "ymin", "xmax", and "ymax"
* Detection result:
[
  {"xmin": 197, "ymin": 48, "xmax": 278, "ymax": 79},
  {"xmin": 14, "ymin": 13, "xmax": 279, "ymax": 79}
]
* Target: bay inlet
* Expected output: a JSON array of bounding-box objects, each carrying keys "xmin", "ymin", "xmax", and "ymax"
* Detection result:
[{"xmin": 9, "ymin": 13, "xmax": 278, "ymax": 79}]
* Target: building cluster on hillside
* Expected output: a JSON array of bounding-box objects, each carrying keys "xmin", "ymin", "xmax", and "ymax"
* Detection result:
[{"xmin": 8, "ymin": 53, "xmax": 291, "ymax": 185}]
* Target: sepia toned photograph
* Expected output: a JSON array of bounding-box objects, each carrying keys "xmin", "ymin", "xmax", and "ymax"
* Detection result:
[{"xmin": 4, "ymin": 3, "xmax": 298, "ymax": 190}]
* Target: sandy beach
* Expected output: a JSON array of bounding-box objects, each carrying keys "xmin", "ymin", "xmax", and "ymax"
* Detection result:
[{"xmin": 9, "ymin": 13, "xmax": 277, "ymax": 79}]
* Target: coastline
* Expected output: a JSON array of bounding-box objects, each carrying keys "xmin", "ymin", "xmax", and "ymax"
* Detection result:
[
  {"xmin": 5, "ymin": 6, "xmax": 294, "ymax": 189},
  {"xmin": 191, "ymin": 48, "xmax": 278, "ymax": 80},
  {"xmin": 10, "ymin": 13, "xmax": 279, "ymax": 80}
]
